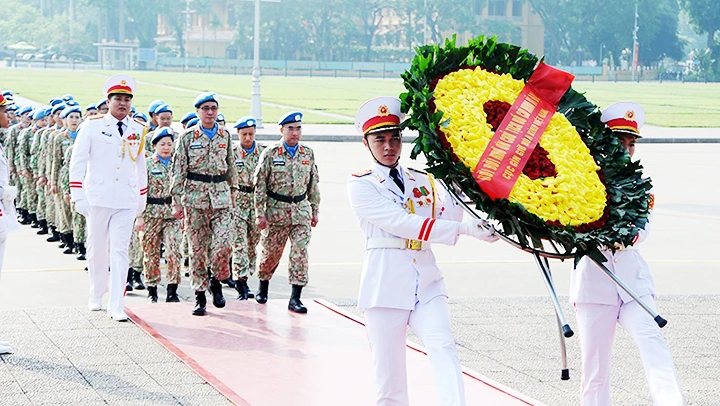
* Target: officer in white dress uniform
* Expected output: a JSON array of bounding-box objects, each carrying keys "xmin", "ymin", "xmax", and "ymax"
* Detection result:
[
  {"xmin": 570, "ymin": 101, "xmax": 682, "ymax": 406},
  {"xmin": 69, "ymin": 75, "xmax": 148, "ymax": 321},
  {"xmin": 0, "ymin": 94, "xmax": 20, "ymax": 354},
  {"xmin": 347, "ymin": 97, "xmax": 499, "ymax": 406}
]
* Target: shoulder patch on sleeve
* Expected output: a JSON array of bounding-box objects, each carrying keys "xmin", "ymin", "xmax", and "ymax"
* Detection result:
[
  {"xmin": 408, "ymin": 167, "xmax": 427, "ymax": 175},
  {"xmin": 352, "ymin": 169, "xmax": 373, "ymax": 177}
]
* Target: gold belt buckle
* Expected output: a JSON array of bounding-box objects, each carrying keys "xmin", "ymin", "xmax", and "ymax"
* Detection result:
[{"xmin": 406, "ymin": 239, "xmax": 422, "ymax": 250}]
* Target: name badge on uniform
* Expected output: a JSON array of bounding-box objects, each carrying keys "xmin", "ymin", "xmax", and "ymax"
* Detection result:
[
  {"xmin": 273, "ymin": 158, "xmax": 285, "ymax": 166},
  {"xmin": 150, "ymin": 169, "xmax": 163, "ymax": 175},
  {"xmin": 61, "ymin": 140, "xmax": 71, "ymax": 146},
  {"xmin": 190, "ymin": 141, "xmax": 203, "ymax": 149},
  {"xmin": 102, "ymin": 131, "xmax": 113, "ymax": 137},
  {"xmin": 235, "ymin": 159, "xmax": 244, "ymax": 167}
]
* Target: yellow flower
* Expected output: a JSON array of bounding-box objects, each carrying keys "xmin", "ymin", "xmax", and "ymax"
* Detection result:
[{"xmin": 433, "ymin": 67, "xmax": 607, "ymax": 226}]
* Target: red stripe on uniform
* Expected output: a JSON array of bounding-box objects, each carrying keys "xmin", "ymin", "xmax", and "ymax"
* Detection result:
[
  {"xmin": 418, "ymin": 218, "xmax": 430, "ymax": 241},
  {"xmin": 70, "ymin": 185, "xmax": 82, "ymax": 189},
  {"xmin": 422, "ymin": 219, "xmax": 436, "ymax": 241},
  {"xmin": 69, "ymin": 182, "xmax": 82, "ymax": 185}
]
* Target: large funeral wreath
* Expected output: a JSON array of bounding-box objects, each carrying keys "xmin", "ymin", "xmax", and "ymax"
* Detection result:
[{"xmin": 400, "ymin": 36, "xmax": 652, "ymax": 263}]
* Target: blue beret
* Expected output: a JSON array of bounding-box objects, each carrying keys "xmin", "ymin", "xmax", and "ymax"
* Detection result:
[
  {"xmin": 180, "ymin": 111, "xmax": 197, "ymax": 124},
  {"xmin": 155, "ymin": 104, "xmax": 173, "ymax": 115},
  {"xmin": 234, "ymin": 116, "xmax": 257, "ymax": 129},
  {"xmin": 7, "ymin": 105, "xmax": 19, "ymax": 112},
  {"xmin": 2, "ymin": 90, "xmax": 13, "ymax": 96},
  {"xmin": 51, "ymin": 103, "xmax": 66, "ymax": 115},
  {"xmin": 49, "ymin": 98, "xmax": 63, "ymax": 106},
  {"xmin": 193, "ymin": 92, "xmax": 218, "ymax": 108},
  {"xmin": 278, "ymin": 111, "xmax": 303, "ymax": 126},
  {"xmin": 32, "ymin": 109, "xmax": 50, "ymax": 120},
  {"xmin": 96, "ymin": 99, "xmax": 107, "ymax": 108},
  {"xmin": 85, "ymin": 103, "xmax": 96, "ymax": 111},
  {"xmin": 60, "ymin": 106, "xmax": 81, "ymax": 119},
  {"xmin": 62, "ymin": 94, "xmax": 74, "ymax": 102},
  {"xmin": 130, "ymin": 106, "xmax": 137, "ymax": 114},
  {"xmin": 148, "ymin": 100, "xmax": 166, "ymax": 114},
  {"xmin": 65, "ymin": 100, "xmax": 79, "ymax": 107},
  {"xmin": 152, "ymin": 127, "xmax": 175, "ymax": 145},
  {"xmin": 133, "ymin": 112, "xmax": 149, "ymax": 122},
  {"xmin": 19, "ymin": 106, "xmax": 33, "ymax": 116},
  {"xmin": 216, "ymin": 113, "xmax": 225, "ymax": 122},
  {"xmin": 186, "ymin": 117, "xmax": 200, "ymax": 128}
]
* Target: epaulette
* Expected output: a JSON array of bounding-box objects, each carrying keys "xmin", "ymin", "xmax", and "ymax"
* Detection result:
[
  {"xmin": 132, "ymin": 117, "xmax": 148, "ymax": 127},
  {"xmin": 87, "ymin": 114, "xmax": 104, "ymax": 120},
  {"xmin": 352, "ymin": 169, "xmax": 373, "ymax": 177},
  {"xmin": 408, "ymin": 167, "xmax": 427, "ymax": 174}
]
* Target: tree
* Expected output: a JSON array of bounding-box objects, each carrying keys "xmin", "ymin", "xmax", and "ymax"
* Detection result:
[{"xmin": 680, "ymin": 0, "xmax": 720, "ymax": 50}]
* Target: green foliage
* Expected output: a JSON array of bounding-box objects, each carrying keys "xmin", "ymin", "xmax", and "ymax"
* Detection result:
[{"xmin": 400, "ymin": 36, "xmax": 652, "ymax": 261}]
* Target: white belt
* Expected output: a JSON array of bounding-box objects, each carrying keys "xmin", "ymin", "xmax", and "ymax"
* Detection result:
[{"xmin": 366, "ymin": 238, "xmax": 431, "ymax": 251}]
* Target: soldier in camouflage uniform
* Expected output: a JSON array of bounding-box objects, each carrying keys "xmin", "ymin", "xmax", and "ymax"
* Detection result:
[
  {"xmin": 144, "ymin": 103, "xmax": 173, "ymax": 153},
  {"xmin": 254, "ymin": 112, "xmax": 320, "ymax": 313},
  {"xmin": 61, "ymin": 143, "xmax": 86, "ymax": 260},
  {"xmin": 36, "ymin": 102, "xmax": 66, "ymax": 241},
  {"xmin": 171, "ymin": 93, "xmax": 238, "ymax": 316},
  {"xmin": 49, "ymin": 106, "xmax": 82, "ymax": 254},
  {"xmin": 126, "ymin": 221, "xmax": 146, "ymax": 291},
  {"xmin": 230, "ymin": 116, "xmax": 264, "ymax": 300},
  {"xmin": 16, "ymin": 109, "xmax": 49, "ymax": 227},
  {"xmin": 5, "ymin": 106, "xmax": 32, "ymax": 222},
  {"xmin": 137, "ymin": 127, "xmax": 182, "ymax": 303}
]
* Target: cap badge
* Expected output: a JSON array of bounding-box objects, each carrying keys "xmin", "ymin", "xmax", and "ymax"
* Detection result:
[
  {"xmin": 625, "ymin": 110, "xmax": 635, "ymax": 120},
  {"xmin": 378, "ymin": 105, "xmax": 390, "ymax": 116},
  {"xmin": 121, "ymin": 80, "xmax": 127, "ymax": 85}
]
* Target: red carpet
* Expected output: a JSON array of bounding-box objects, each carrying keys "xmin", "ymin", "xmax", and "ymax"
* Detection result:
[{"xmin": 126, "ymin": 299, "xmax": 542, "ymax": 406}]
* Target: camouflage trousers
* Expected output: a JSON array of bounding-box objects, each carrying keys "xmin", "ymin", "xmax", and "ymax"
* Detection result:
[
  {"xmin": 186, "ymin": 207, "xmax": 232, "ymax": 292},
  {"xmin": 142, "ymin": 217, "xmax": 182, "ymax": 287},
  {"xmin": 58, "ymin": 195, "xmax": 72, "ymax": 234},
  {"xmin": 46, "ymin": 189, "xmax": 58, "ymax": 227},
  {"xmin": 35, "ymin": 183, "xmax": 46, "ymax": 221},
  {"xmin": 258, "ymin": 223, "xmax": 311, "ymax": 286},
  {"xmin": 20, "ymin": 176, "xmax": 36, "ymax": 213},
  {"xmin": 71, "ymin": 204, "xmax": 86, "ymax": 243},
  {"xmin": 232, "ymin": 215, "xmax": 261, "ymax": 280},
  {"xmin": 9, "ymin": 172, "xmax": 21, "ymax": 202},
  {"xmin": 129, "ymin": 229, "xmax": 143, "ymax": 270}
]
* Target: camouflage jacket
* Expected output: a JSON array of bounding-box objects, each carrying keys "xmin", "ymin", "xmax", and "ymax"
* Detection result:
[
  {"xmin": 144, "ymin": 154, "xmax": 174, "ymax": 219},
  {"xmin": 171, "ymin": 125, "xmax": 238, "ymax": 210},
  {"xmin": 5, "ymin": 124, "xmax": 25, "ymax": 172},
  {"xmin": 253, "ymin": 141, "xmax": 320, "ymax": 226},
  {"xmin": 232, "ymin": 142, "xmax": 265, "ymax": 219},
  {"xmin": 60, "ymin": 145, "xmax": 74, "ymax": 195},
  {"xmin": 16, "ymin": 126, "xmax": 39, "ymax": 174},
  {"xmin": 49, "ymin": 130, "xmax": 75, "ymax": 189}
]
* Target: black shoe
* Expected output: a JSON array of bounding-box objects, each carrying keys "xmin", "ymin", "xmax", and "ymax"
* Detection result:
[
  {"xmin": 63, "ymin": 233, "xmax": 75, "ymax": 254},
  {"xmin": 37, "ymin": 220, "xmax": 49, "ymax": 235},
  {"xmin": 221, "ymin": 278, "xmax": 236, "ymax": 289},
  {"xmin": 288, "ymin": 285, "xmax": 308, "ymax": 314},
  {"xmin": 192, "ymin": 291, "xmax": 207, "ymax": 316},
  {"xmin": 235, "ymin": 278, "xmax": 251, "ymax": 300},
  {"xmin": 166, "ymin": 283, "xmax": 180, "ymax": 302},
  {"xmin": 30, "ymin": 214, "xmax": 39, "ymax": 228},
  {"xmin": 132, "ymin": 269, "xmax": 146, "ymax": 290},
  {"xmin": 19, "ymin": 210, "xmax": 31, "ymax": 225},
  {"xmin": 147, "ymin": 286, "xmax": 158, "ymax": 303},
  {"xmin": 209, "ymin": 278, "xmax": 226, "ymax": 308},
  {"xmin": 76, "ymin": 242, "xmax": 86, "ymax": 260},
  {"xmin": 126, "ymin": 268, "xmax": 134, "ymax": 292},
  {"xmin": 255, "ymin": 280, "xmax": 269, "ymax": 304},
  {"xmin": 184, "ymin": 257, "xmax": 189, "ymax": 267}
]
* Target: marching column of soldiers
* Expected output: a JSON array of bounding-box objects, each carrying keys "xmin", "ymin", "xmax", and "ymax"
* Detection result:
[{"xmin": 0, "ymin": 81, "xmax": 320, "ymax": 318}]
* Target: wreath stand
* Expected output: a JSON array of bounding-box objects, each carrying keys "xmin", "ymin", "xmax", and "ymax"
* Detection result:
[{"xmin": 445, "ymin": 185, "xmax": 667, "ymax": 381}]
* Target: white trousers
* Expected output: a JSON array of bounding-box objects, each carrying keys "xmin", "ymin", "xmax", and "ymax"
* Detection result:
[
  {"xmin": 0, "ymin": 238, "xmax": 6, "ymax": 282},
  {"xmin": 87, "ymin": 207, "xmax": 134, "ymax": 314},
  {"xmin": 575, "ymin": 295, "xmax": 683, "ymax": 406},
  {"xmin": 364, "ymin": 296, "xmax": 466, "ymax": 406}
]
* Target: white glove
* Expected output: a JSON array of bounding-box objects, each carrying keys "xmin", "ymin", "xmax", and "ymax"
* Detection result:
[
  {"xmin": 1, "ymin": 185, "xmax": 17, "ymax": 201},
  {"xmin": 458, "ymin": 219, "xmax": 499, "ymax": 243},
  {"xmin": 74, "ymin": 200, "xmax": 90, "ymax": 217}
]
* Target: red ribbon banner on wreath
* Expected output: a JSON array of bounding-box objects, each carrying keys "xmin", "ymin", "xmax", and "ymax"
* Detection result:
[{"xmin": 472, "ymin": 62, "xmax": 575, "ymax": 199}]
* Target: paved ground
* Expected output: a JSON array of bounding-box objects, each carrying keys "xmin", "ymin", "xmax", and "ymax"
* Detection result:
[{"xmin": 0, "ymin": 141, "xmax": 718, "ymax": 405}]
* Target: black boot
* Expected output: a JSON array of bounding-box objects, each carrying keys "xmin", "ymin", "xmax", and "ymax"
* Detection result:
[
  {"xmin": 76, "ymin": 242, "xmax": 86, "ymax": 260},
  {"xmin": 166, "ymin": 283, "xmax": 180, "ymax": 302},
  {"xmin": 209, "ymin": 278, "xmax": 226, "ymax": 308},
  {"xmin": 30, "ymin": 213, "xmax": 40, "ymax": 228},
  {"xmin": 132, "ymin": 269, "xmax": 146, "ymax": 290},
  {"xmin": 235, "ymin": 278, "xmax": 252, "ymax": 300},
  {"xmin": 221, "ymin": 278, "xmax": 236, "ymax": 289},
  {"xmin": 19, "ymin": 210, "xmax": 31, "ymax": 225},
  {"xmin": 37, "ymin": 220, "xmax": 49, "ymax": 235},
  {"xmin": 288, "ymin": 285, "xmax": 308, "ymax": 314},
  {"xmin": 147, "ymin": 286, "xmax": 158, "ymax": 303},
  {"xmin": 255, "ymin": 280, "xmax": 269, "ymax": 304},
  {"xmin": 58, "ymin": 232, "xmax": 67, "ymax": 248},
  {"xmin": 46, "ymin": 227, "xmax": 60, "ymax": 241},
  {"xmin": 63, "ymin": 233, "xmax": 75, "ymax": 254},
  {"xmin": 125, "ymin": 268, "xmax": 134, "ymax": 292},
  {"xmin": 192, "ymin": 291, "xmax": 207, "ymax": 316}
]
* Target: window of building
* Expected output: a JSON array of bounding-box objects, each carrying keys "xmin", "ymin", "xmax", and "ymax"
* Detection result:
[
  {"xmin": 512, "ymin": 0, "xmax": 523, "ymax": 17},
  {"xmin": 488, "ymin": 0, "xmax": 508, "ymax": 17}
]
